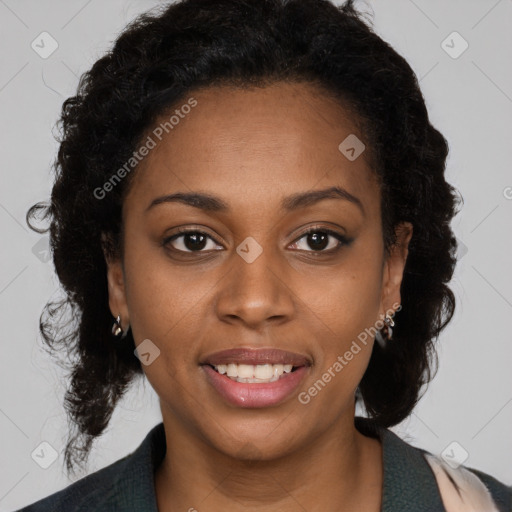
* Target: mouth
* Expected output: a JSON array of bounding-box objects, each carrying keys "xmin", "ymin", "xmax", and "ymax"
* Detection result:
[
  {"xmin": 200, "ymin": 348, "xmax": 311, "ymax": 408},
  {"xmin": 205, "ymin": 362, "xmax": 301, "ymax": 383}
]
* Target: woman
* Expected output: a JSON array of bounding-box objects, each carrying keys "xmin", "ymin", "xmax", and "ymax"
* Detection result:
[{"xmin": 18, "ymin": 0, "xmax": 511, "ymax": 510}]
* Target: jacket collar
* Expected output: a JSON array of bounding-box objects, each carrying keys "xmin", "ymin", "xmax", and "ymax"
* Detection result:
[
  {"xmin": 100, "ymin": 422, "xmax": 165, "ymax": 511},
  {"xmin": 111, "ymin": 418, "xmax": 444, "ymax": 512},
  {"xmin": 355, "ymin": 416, "xmax": 445, "ymax": 512}
]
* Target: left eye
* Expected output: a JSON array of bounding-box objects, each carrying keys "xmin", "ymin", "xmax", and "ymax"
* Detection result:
[{"xmin": 290, "ymin": 229, "xmax": 349, "ymax": 252}]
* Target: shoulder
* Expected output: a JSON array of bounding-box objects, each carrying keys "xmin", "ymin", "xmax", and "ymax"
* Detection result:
[
  {"xmin": 422, "ymin": 451, "xmax": 512, "ymax": 512},
  {"xmin": 356, "ymin": 417, "xmax": 511, "ymax": 512},
  {"xmin": 14, "ymin": 453, "xmax": 132, "ymax": 511},
  {"xmin": 14, "ymin": 422, "xmax": 165, "ymax": 512}
]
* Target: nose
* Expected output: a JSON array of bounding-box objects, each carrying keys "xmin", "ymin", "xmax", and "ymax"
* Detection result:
[{"xmin": 214, "ymin": 245, "xmax": 295, "ymax": 330}]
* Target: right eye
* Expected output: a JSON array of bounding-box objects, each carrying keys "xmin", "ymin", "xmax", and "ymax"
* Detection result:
[{"xmin": 163, "ymin": 229, "xmax": 224, "ymax": 253}]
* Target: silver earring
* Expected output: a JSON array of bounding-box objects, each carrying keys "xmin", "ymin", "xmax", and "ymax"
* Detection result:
[
  {"xmin": 112, "ymin": 315, "xmax": 123, "ymax": 337},
  {"xmin": 383, "ymin": 313, "xmax": 395, "ymax": 340},
  {"xmin": 375, "ymin": 312, "xmax": 396, "ymax": 348}
]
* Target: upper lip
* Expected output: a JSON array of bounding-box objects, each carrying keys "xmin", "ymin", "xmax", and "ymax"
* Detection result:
[{"xmin": 201, "ymin": 348, "xmax": 311, "ymax": 367}]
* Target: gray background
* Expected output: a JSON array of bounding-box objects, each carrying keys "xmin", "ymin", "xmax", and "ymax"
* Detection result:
[{"xmin": 1, "ymin": 0, "xmax": 511, "ymax": 509}]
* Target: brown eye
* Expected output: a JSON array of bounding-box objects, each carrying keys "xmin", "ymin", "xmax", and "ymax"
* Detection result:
[
  {"xmin": 289, "ymin": 229, "xmax": 351, "ymax": 253},
  {"xmin": 164, "ymin": 230, "xmax": 223, "ymax": 253}
]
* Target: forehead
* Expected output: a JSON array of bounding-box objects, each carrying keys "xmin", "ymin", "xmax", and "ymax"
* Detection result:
[{"xmin": 126, "ymin": 82, "xmax": 380, "ymax": 218}]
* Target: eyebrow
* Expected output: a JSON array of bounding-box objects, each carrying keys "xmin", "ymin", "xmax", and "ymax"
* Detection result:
[{"xmin": 146, "ymin": 186, "xmax": 365, "ymax": 216}]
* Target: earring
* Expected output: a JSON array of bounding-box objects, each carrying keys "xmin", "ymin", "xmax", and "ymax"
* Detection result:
[
  {"xmin": 112, "ymin": 315, "xmax": 123, "ymax": 337},
  {"xmin": 375, "ymin": 311, "xmax": 397, "ymax": 348},
  {"xmin": 382, "ymin": 313, "xmax": 395, "ymax": 340}
]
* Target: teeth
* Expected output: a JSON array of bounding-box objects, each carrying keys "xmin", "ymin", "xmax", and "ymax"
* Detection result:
[
  {"xmin": 212, "ymin": 363, "xmax": 296, "ymax": 382},
  {"xmin": 216, "ymin": 364, "xmax": 227, "ymax": 375},
  {"xmin": 254, "ymin": 364, "xmax": 275, "ymax": 380},
  {"xmin": 226, "ymin": 364, "xmax": 238, "ymax": 377},
  {"xmin": 238, "ymin": 364, "xmax": 254, "ymax": 378}
]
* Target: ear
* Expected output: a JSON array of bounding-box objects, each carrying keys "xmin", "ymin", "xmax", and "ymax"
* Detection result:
[
  {"xmin": 380, "ymin": 221, "xmax": 413, "ymax": 314},
  {"xmin": 102, "ymin": 233, "xmax": 130, "ymax": 332}
]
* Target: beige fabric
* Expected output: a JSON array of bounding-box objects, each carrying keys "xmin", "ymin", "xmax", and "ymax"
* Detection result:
[{"xmin": 424, "ymin": 453, "xmax": 500, "ymax": 512}]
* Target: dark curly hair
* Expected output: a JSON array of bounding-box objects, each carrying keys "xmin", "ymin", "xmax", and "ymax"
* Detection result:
[{"xmin": 27, "ymin": 0, "xmax": 461, "ymax": 477}]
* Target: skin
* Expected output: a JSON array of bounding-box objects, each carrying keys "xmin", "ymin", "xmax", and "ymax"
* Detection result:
[{"xmin": 105, "ymin": 81, "xmax": 413, "ymax": 511}]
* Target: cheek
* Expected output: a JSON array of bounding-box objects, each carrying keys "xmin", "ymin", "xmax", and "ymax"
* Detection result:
[
  {"xmin": 121, "ymin": 250, "xmax": 205, "ymax": 405},
  {"xmin": 295, "ymin": 275, "xmax": 382, "ymax": 414},
  {"xmin": 121, "ymin": 238, "xmax": 202, "ymax": 359},
  {"xmin": 294, "ymin": 238, "xmax": 384, "ymax": 381},
  {"xmin": 298, "ymin": 245, "xmax": 383, "ymax": 336}
]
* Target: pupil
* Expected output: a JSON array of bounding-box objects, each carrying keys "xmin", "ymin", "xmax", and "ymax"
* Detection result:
[
  {"xmin": 308, "ymin": 232, "xmax": 328, "ymax": 251},
  {"xmin": 185, "ymin": 233, "xmax": 207, "ymax": 251}
]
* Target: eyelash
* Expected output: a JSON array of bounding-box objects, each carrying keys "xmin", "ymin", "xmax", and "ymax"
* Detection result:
[{"xmin": 162, "ymin": 226, "xmax": 352, "ymax": 255}]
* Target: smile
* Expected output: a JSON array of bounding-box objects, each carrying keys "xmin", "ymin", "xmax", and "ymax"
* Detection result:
[
  {"xmin": 211, "ymin": 363, "xmax": 296, "ymax": 383},
  {"xmin": 200, "ymin": 347, "xmax": 311, "ymax": 408}
]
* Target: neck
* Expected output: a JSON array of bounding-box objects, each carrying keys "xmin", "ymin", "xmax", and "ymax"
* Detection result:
[{"xmin": 155, "ymin": 405, "xmax": 383, "ymax": 511}]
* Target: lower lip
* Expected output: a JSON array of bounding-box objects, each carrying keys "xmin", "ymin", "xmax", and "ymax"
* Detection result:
[{"xmin": 202, "ymin": 365, "xmax": 309, "ymax": 408}]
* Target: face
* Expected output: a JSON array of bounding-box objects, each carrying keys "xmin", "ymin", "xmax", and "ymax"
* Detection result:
[{"xmin": 106, "ymin": 81, "xmax": 412, "ymax": 460}]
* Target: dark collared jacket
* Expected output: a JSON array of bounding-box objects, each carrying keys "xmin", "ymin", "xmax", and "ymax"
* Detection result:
[{"xmin": 15, "ymin": 417, "xmax": 512, "ymax": 511}]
